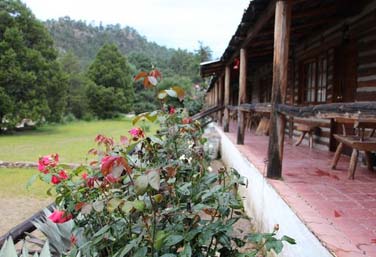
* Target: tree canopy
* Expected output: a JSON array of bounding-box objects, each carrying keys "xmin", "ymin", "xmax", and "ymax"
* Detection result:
[
  {"xmin": 87, "ymin": 44, "xmax": 134, "ymax": 118},
  {"xmin": 0, "ymin": 0, "xmax": 67, "ymax": 129}
]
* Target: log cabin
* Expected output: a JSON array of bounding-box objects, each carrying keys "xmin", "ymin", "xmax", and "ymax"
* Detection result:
[{"xmin": 201, "ymin": 0, "xmax": 376, "ymax": 179}]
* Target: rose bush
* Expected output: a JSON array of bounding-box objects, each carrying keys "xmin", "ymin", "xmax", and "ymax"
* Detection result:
[{"xmin": 32, "ymin": 69, "xmax": 295, "ymax": 257}]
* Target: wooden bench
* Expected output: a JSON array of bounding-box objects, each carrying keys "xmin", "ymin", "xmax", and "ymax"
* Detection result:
[
  {"xmin": 294, "ymin": 119, "xmax": 320, "ymax": 148},
  {"xmin": 331, "ymin": 118, "xmax": 376, "ymax": 179}
]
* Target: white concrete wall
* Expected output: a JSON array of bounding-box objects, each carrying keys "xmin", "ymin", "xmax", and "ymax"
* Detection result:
[{"xmin": 215, "ymin": 126, "xmax": 333, "ymax": 257}]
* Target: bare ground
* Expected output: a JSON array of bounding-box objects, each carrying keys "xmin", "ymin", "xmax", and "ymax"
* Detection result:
[{"xmin": 0, "ymin": 197, "xmax": 51, "ymax": 235}]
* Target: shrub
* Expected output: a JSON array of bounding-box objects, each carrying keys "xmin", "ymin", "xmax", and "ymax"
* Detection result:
[{"xmin": 31, "ymin": 69, "xmax": 295, "ymax": 256}]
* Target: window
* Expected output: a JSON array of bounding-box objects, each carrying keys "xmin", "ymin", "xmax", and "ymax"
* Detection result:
[{"xmin": 301, "ymin": 54, "xmax": 328, "ymax": 104}]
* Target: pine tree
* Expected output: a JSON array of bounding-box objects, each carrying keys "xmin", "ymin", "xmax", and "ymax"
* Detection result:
[{"xmin": 87, "ymin": 44, "xmax": 134, "ymax": 118}]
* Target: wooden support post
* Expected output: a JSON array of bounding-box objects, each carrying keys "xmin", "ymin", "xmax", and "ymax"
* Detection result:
[
  {"xmin": 237, "ymin": 48, "xmax": 247, "ymax": 144},
  {"xmin": 223, "ymin": 66, "xmax": 231, "ymax": 132},
  {"xmin": 218, "ymin": 77, "xmax": 224, "ymax": 125},
  {"xmin": 266, "ymin": 0, "xmax": 291, "ymax": 179}
]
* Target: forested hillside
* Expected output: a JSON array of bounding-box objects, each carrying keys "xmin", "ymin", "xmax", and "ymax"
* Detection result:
[
  {"xmin": 44, "ymin": 17, "xmax": 212, "ymax": 116},
  {"xmin": 44, "ymin": 17, "xmax": 211, "ymax": 82}
]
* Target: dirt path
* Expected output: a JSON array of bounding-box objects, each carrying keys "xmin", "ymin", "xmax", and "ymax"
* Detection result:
[{"xmin": 0, "ymin": 197, "xmax": 51, "ymax": 235}]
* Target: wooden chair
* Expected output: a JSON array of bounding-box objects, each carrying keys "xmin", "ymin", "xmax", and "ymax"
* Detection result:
[
  {"xmin": 294, "ymin": 119, "xmax": 320, "ymax": 148},
  {"xmin": 331, "ymin": 118, "xmax": 376, "ymax": 179}
]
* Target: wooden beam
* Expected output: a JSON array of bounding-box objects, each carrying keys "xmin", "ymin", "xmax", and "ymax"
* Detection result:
[
  {"xmin": 277, "ymin": 102, "xmax": 376, "ymax": 121},
  {"xmin": 267, "ymin": 0, "xmax": 291, "ymax": 179},
  {"xmin": 218, "ymin": 76, "xmax": 224, "ymax": 125},
  {"xmin": 223, "ymin": 66, "xmax": 231, "ymax": 132},
  {"xmin": 292, "ymin": 5, "xmax": 337, "ymax": 19},
  {"xmin": 237, "ymin": 48, "xmax": 247, "ymax": 144},
  {"xmin": 226, "ymin": 0, "xmax": 276, "ymax": 66}
]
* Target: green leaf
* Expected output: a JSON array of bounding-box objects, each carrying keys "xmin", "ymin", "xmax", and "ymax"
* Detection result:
[
  {"xmin": 177, "ymin": 182, "xmax": 191, "ymax": 196},
  {"xmin": 93, "ymin": 225, "xmax": 110, "ymax": 237},
  {"xmin": 42, "ymin": 173, "xmax": 52, "ymax": 184},
  {"xmin": 146, "ymin": 111, "xmax": 158, "ymax": 123},
  {"xmin": 121, "ymin": 201, "xmax": 134, "ymax": 213},
  {"xmin": 1, "ymin": 238, "xmax": 17, "ymax": 257},
  {"xmin": 179, "ymin": 243, "xmax": 192, "ymax": 257},
  {"xmin": 160, "ymin": 254, "xmax": 177, "ymax": 257},
  {"xmin": 135, "ymin": 175, "xmax": 148, "ymax": 195},
  {"xmin": 247, "ymin": 233, "xmax": 263, "ymax": 244},
  {"xmin": 107, "ymin": 198, "xmax": 122, "ymax": 213},
  {"xmin": 218, "ymin": 234, "xmax": 231, "ymax": 249},
  {"xmin": 147, "ymin": 170, "xmax": 160, "ymax": 191},
  {"xmin": 154, "ymin": 231, "xmax": 168, "ymax": 250},
  {"xmin": 133, "ymin": 247, "xmax": 147, "ymax": 257},
  {"xmin": 115, "ymin": 238, "xmax": 138, "ymax": 257},
  {"xmin": 164, "ymin": 234, "xmax": 184, "ymax": 247},
  {"xmin": 26, "ymin": 174, "xmax": 38, "ymax": 189},
  {"xmin": 265, "ymin": 238, "xmax": 283, "ymax": 254},
  {"xmin": 39, "ymin": 240, "xmax": 51, "ymax": 257},
  {"xmin": 93, "ymin": 200, "xmax": 104, "ymax": 212},
  {"xmin": 46, "ymin": 187, "xmax": 53, "ymax": 196},
  {"xmin": 133, "ymin": 200, "xmax": 145, "ymax": 212},
  {"xmin": 281, "ymin": 235, "xmax": 296, "ymax": 244},
  {"xmin": 185, "ymin": 228, "xmax": 201, "ymax": 241}
]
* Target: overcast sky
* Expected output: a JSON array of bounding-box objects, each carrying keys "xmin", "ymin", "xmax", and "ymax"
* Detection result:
[{"xmin": 21, "ymin": 0, "xmax": 250, "ymax": 58}]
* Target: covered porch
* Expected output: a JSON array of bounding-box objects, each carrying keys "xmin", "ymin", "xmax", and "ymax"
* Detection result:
[
  {"xmin": 217, "ymin": 120, "xmax": 376, "ymax": 257},
  {"xmin": 201, "ymin": 0, "xmax": 376, "ymax": 256}
]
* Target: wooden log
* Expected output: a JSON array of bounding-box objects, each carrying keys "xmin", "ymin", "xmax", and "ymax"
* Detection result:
[
  {"xmin": 277, "ymin": 102, "xmax": 376, "ymax": 121},
  {"xmin": 267, "ymin": 0, "xmax": 291, "ymax": 179},
  {"xmin": 237, "ymin": 48, "xmax": 247, "ymax": 145},
  {"xmin": 223, "ymin": 66, "xmax": 231, "ymax": 132},
  {"xmin": 191, "ymin": 105, "xmax": 224, "ymax": 121}
]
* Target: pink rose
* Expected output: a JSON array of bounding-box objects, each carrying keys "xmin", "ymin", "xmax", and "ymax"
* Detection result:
[
  {"xmin": 38, "ymin": 154, "xmax": 59, "ymax": 174},
  {"xmin": 129, "ymin": 127, "xmax": 145, "ymax": 140},
  {"xmin": 169, "ymin": 106, "xmax": 176, "ymax": 114},
  {"xmin": 48, "ymin": 210, "xmax": 72, "ymax": 223}
]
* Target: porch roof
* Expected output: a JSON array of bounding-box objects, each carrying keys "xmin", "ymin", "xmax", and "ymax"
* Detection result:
[{"xmin": 201, "ymin": 0, "xmax": 372, "ymax": 82}]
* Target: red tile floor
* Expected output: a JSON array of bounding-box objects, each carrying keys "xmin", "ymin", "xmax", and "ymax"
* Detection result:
[{"xmin": 224, "ymin": 121, "xmax": 376, "ymax": 257}]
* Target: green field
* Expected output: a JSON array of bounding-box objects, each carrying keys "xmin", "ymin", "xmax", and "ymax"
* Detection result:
[
  {"xmin": 0, "ymin": 118, "xmax": 157, "ymax": 199},
  {"xmin": 0, "ymin": 118, "xmax": 156, "ymax": 164},
  {"xmin": 0, "ymin": 168, "xmax": 51, "ymax": 198}
]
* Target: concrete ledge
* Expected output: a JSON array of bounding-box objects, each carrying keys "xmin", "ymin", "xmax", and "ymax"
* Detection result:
[{"xmin": 215, "ymin": 125, "xmax": 333, "ymax": 257}]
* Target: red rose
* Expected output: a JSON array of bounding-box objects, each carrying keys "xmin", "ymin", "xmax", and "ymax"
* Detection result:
[
  {"xmin": 51, "ymin": 175, "xmax": 61, "ymax": 184},
  {"xmin": 101, "ymin": 155, "xmax": 131, "ymax": 176},
  {"xmin": 182, "ymin": 117, "xmax": 192, "ymax": 124}
]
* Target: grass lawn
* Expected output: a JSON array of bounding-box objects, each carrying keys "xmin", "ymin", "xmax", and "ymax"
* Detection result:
[
  {"xmin": 0, "ymin": 118, "xmax": 156, "ymax": 164},
  {"xmin": 0, "ymin": 168, "xmax": 51, "ymax": 199}
]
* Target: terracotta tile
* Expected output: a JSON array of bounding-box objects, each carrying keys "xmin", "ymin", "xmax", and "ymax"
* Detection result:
[{"xmin": 219, "ymin": 127, "xmax": 376, "ymax": 257}]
